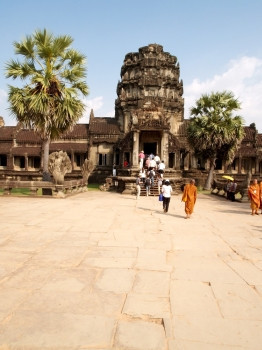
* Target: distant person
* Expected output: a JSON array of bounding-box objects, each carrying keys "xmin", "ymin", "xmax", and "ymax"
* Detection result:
[
  {"xmin": 149, "ymin": 157, "xmax": 156, "ymax": 170},
  {"xmin": 162, "ymin": 179, "xmax": 172, "ymax": 213},
  {"xmin": 182, "ymin": 179, "xmax": 197, "ymax": 219},
  {"xmin": 124, "ymin": 159, "xmax": 129, "ymax": 167},
  {"xmin": 139, "ymin": 167, "xmax": 146, "ymax": 183},
  {"xmin": 157, "ymin": 175, "xmax": 162, "ymax": 195},
  {"xmin": 138, "ymin": 150, "xmax": 145, "ymax": 169},
  {"xmin": 154, "ymin": 154, "xmax": 160, "ymax": 169},
  {"xmin": 248, "ymin": 178, "xmax": 260, "ymax": 215},
  {"xmin": 145, "ymin": 176, "xmax": 151, "ymax": 196},
  {"xmin": 229, "ymin": 179, "xmax": 237, "ymax": 201},
  {"xmin": 149, "ymin": 168, "xmax": 155, "ymax": 189},
  {"xmin": 158, "ymin": 160, "xmax": 165, "ymax": 178},
  {"xmin": 136, "ymin": 175, "xmax": 141, "ymax": 199},
  {"xmin": 145, "ymin": 157, "xmax": 150, "ymax": 170},
  {"xmin": 112, "ymin": 163, "xmax": 116, "ymax": 176}
]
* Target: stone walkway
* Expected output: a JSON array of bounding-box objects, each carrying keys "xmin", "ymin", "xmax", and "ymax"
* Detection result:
[{"xmin": 0, "ymin": 191, "xmax": 262, "ymax": 349}]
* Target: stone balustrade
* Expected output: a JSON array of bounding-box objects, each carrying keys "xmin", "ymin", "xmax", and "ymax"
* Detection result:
[{"xmin": 0, "ymin": 179, "xmax": 87, "ymax": 198}]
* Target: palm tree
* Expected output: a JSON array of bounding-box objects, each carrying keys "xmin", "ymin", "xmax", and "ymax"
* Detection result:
[
  {"xmin": 5, "ymin": 29, "xmax": 88, "ymax": 179},
  {"xmin": 187, "ymin": 91, "xmax": 244, "ymax": 190}
]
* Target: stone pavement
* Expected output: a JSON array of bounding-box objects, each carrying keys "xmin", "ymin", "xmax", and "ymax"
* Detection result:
[{"xmin": 0, "ymin": 191, "xmax": 262, "ymax": 350}]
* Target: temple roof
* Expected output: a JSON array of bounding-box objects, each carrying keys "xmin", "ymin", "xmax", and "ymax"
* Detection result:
[
  {"xmin": 0, "ymin": 126, "xmax": 20, "ymax": 140},
  {"xmin": 89, "ymin": 117, "xmax": 121, "ymax": 135}
]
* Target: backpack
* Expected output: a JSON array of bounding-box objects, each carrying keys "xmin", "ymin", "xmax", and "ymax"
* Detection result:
[{"xmin": 145, "ymin": 178, "xmax": 151, "ymax": 186}]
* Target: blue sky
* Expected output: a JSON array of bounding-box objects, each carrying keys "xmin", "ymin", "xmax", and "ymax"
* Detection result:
[{"xmin": 1, "ymin": 0, "xmax": 262, "ymax": 130}]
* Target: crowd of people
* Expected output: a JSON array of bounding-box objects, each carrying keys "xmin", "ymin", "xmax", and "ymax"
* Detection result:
[{"xmin": 136, "ymin": 150, "xmax": 198, "ymax": 218}]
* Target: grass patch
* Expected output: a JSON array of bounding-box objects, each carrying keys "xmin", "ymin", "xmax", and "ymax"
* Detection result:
[{"xmin": 87, "ymin": 183, "xmax": 100, "ymax": 191}]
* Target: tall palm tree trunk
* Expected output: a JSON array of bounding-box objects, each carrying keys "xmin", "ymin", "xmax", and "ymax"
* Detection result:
[
  {"xmin": 204, "ymin": 158, "xmax": 216, "ymax": 190},
  {"xmin": 42, "ymin": 138, "xmax": 51, "ymax": 181}
]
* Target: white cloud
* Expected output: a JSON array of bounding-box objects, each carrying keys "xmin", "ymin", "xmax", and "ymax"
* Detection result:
[
  {"xmin": 78, "ymin": 96, "xmax": 104, "ymax": 123},
  {"xmin": 184, "ymin": 56, "xmax": 262, "ymax": 131}
]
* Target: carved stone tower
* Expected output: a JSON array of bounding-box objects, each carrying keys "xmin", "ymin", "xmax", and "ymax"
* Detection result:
[{"xmin": 115, "ymin": 44, "xmax": 184, "ymax": 167}]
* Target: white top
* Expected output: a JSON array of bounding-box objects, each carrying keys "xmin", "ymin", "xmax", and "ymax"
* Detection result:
[
  {"xmin": 158, "ymin": 162, "xmax": 165, "ymax": 170},
  {"xmin": 162, "ymin": 184, "xmax": 172, "ymax": 198}
]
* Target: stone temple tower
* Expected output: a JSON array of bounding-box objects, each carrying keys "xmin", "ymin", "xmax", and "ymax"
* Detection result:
[{"xmin": 114, "ymin": 44, "xmax": 184, "ymax": 167}]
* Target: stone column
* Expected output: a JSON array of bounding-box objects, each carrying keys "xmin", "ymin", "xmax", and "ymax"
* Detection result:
[
  {"xmin": 132, "ymin": 131, "xmax": 139, "ymax": 167},
  {"xmin": 71, "ymin": 150, "xmax": 75, "ymax": 171},
  {"xmin": 25, "ymin": 154, "xmax": 28, "ymax": 171},
  {"xmin": 238, "ymin": 156, "xmax": 242, "ymax": 174},
  {"xmin": 161, "ymin": 131, "xmax": 169, "ymax": 166}
]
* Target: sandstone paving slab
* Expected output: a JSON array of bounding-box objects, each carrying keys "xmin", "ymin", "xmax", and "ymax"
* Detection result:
[
  {"xmin": 0, "ymin": 288, "xmax": 31, "ymax": 314},
  {"xmin": 171, "ymin": 253, "xmax": 245, "ymax": 284},
  {"xmin": 0, "ymin": 311, "xmax": 116, "ymax": 348},
  {"xmin": 19, "ymin": 288, "xmax": 125, "ymax": 316},
  {"xmin": 1, "ymin": 266, "xmax": 53, "ymax": 290},
  {"xmin": 170, "ymin": 280, "xmax": 221, "ymax": 318},
  {"xmin": 114, "ymin": 319, "xmax": 166, "ymax": 350},
  {"xmin": 135, "ymin": 248, "xmax": 172, "ymax": 272},
  {"xmin": 132, "ymin": 270, "xmax": 170, "ymax": 296},
  {"xmin": 95, "ymin": 268, "xmax": 136, "ymax": 293},
  {"xmin": 81, "ymin": 246, "xmax": 137, "ymax": 269},
  {"xmin": 0, "ymin": 251, "xmax": 32, "ymax": 281},
  {"xmin": 223, "ymin": 258, "xmax": 262, "ymax": 285},
  {"xmin": 122, "ymin": 293, "xmax": 170, "ymax": 319},
  {"xmin": 168, "ymin": 338, "xmax": 246, "ymax": 350},
  {"xmin": 29, "ymin": 245, "xmax": 89, "ymax": 268},
  {"xmin": 173, "ymin": 315, "xmax": 262, "ymax": 349},
  {"xmin": 211, "ymin": 282, "xmax": 262, "ymax": 320}
]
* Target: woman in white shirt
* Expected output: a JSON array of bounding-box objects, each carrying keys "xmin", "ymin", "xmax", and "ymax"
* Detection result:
[{"xmin": 162, "ymin": 179, "xmax": 172, "ymax": 213}]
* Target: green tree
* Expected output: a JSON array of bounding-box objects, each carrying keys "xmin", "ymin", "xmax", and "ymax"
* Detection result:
[
  {"xmin": 5, "ymin": 29, "xmax": 88, "ymax": 179},
  {"xmin": 187, "ymin": 91, "xmax": 244, "ymax": 190}
]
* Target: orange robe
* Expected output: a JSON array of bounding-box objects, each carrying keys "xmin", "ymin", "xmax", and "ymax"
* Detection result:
[
  {"xmin": 248, "ymin": 184, "xmax": 260, "ymax": 210},
  {"xmin": 259, "ymin": 182, "xmax": 262, "ymax": 209},
  {"xmin": 182, "ymin": 184, "xmax": 197, "ymax": 214}
]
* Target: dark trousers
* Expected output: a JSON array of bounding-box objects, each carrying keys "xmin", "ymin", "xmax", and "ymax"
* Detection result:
[{"xmin": 163, "ymin": 196, "xmax": 171, "ymax": 212}]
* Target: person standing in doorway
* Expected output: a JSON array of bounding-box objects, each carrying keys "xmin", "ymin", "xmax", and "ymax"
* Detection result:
[{"xmin": 162, "ymin": 179, "xmax": 172, "ymax": 213}]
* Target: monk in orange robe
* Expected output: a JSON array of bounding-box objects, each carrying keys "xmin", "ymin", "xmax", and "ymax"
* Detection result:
[
  {"xmin": 259, "ymin": 180, "xmax": 262, "ymax": 214},
  {"xmin": 248, "ymin": 179, "xmax": 260, "ymax": 215},
  {"xmin": 182, "ymin": 179, "xmax": 197, "ymax": 219}
]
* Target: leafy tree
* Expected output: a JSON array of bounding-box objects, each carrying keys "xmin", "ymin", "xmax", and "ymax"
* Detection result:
[
  {"xmin": 187, "ymin": 91, "xmax": 244, "ymax": 190},
  {"xmin": 5, "ymin": 29, "xmax": 88, "ymax": 179}
]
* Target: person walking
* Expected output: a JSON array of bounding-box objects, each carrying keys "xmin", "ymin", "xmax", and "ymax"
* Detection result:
[
  {"xmin": 138, "ymin": 150, "xmax": 145, "ymax": 169},
  {"xmin": 248, "ymin": 178, "xmax": 260, "ymax": 215},
  {"xmin": 158, "ymin": 160, "xmax": 165, "ymax": 178},
  {"xmin": 136, "ymin": 175, "xmax": 141, "ymax": 199},
  {"xmin": 145, "ymin": 176, "xmax": 151, "ymax": 196},
  {"xmin": 162, "ymin": 179, "xmax": 172, "ymax": 213},
  {"xmin": 182, "ymin": 179, "xmax": 197, "ymax": 219}
]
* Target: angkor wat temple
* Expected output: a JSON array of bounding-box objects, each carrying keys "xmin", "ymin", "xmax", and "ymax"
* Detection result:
[{"xmin": 0, "ymin": 44, "xmax": 262, "ymax": 185}]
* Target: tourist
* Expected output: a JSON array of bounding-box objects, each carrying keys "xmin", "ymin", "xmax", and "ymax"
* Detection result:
[
  {"xmin": 149, "ymin": 168, "xmax": 155, "ymax": 189},
  {"xmin": 138, "ymin": 150, "xmax": 145, "ymax": 169},
  {"xmin": 154, "ymin": 154, "xmax": 160, "ymax": 169},
  {"xmin": 112, "ymin": 163, "xmax": 116, "ymax": 176},
  {"xmin": 248, "ymin": 178, "xmax": 260, "ymax": 215},
  {"xmin": 145, "ymin": 157, "xmax": 150, "ymax": 170},
  {"xmin": 145, "ymin": 176, "xmax": 151, "ymax": 196},
  {"xmin": 162, "ymin": 179, "xmax": 172, "ymax": 213},
  {"xmin": 229, "ymin": 178, "xmax": 237, "ymax": 201},
  {"xmin": 149, "ymin": 157, "xmax": 156, "ymax": 170},
  {"xmin": 182, "ymin": 179, "xmax": 197, "ymax": 219},
  {"xmin": 136, "ymin": 175, "xmax": 141, "ymax": 199},
  {"xmin": 139, "ymin": 167, "xmax": 146, "ymax": 183},
  {"xmin": 158, "ymin": 160, "xmax": 165, "ymax": 178},
  {"xmin": 157, "ymin": 175, "xmax": 162, "ymax": 195},
  {"xmin": 124, "ymin": 159, "xmax": 129, "ymax": 167},
  {"xmin": 225, "ymin": 180, "xmax": 231, "ymax": 200}
]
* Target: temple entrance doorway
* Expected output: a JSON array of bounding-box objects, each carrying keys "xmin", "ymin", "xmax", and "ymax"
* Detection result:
[
  {"xmin": 144, "ymin": 142, "xmax": 157, "ymax": 156},
  {"xmin": 140, "ymin": 130, "xmax": 161, "ymax": 157}
]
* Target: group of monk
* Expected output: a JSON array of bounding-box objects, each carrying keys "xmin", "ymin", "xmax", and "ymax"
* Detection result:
[{"xmin": 248, "ymin": 178, "xmax": 262, "ymax": 215}]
